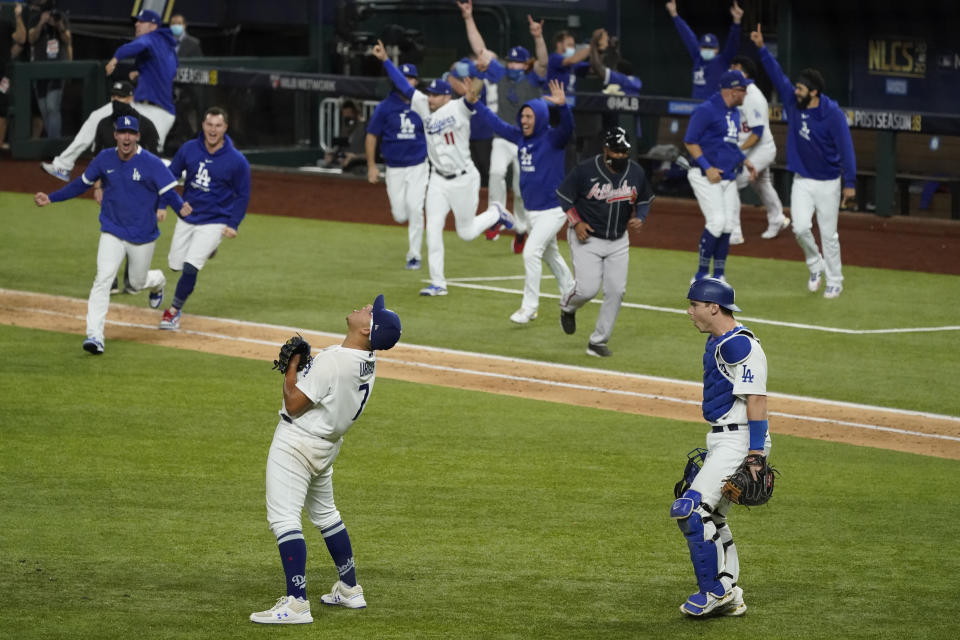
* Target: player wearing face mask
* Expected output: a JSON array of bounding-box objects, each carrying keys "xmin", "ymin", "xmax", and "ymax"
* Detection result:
[{"xmin": 665, "ymin": 1, "xmax": 743, "ymax": 100}]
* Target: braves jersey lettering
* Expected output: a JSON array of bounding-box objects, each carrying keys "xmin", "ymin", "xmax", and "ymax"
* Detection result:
[
  {"xmin": 557, "ymin": 155, "xmax": 655, "ymax": 239},
  {"xmin": 586, "ymin": 182, "xmax": 638, "ymax": 204}
]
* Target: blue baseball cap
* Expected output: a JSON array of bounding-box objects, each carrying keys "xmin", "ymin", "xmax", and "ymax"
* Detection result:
[
  {"xmin": 135, "ymin": 9, "xmax": 162, "ymax": 25},
  {"xmin": 506, "ymin": 46, "xmax": 530, "ymax": 63},
  {"xmin": 425, "ymin": 78, "xmax": 452, "ymax": 95},
  {"xmin": 718, "ymin": 69, "xmax": 751, "ymax": 89},
  {"xmin": 370, "ymin": 294, "xmax": 402, "ymax": 351},
  {"xmin": 399, "ymin": 63, "xmax": 419, "ymax": 78},
  {"xmin": 699, "ymin": 33, "xmax": 719, "ymax": 48},
  {"xmin": 115, "ymin": 115, "xmax": 140, "ymax": 132},
  {"xmin": 450, "ymin": 58, "xmax": 479, "ymax": 79}
]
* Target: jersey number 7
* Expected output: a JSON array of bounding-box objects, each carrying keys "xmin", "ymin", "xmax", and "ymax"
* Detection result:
[{"xmin": 352, "ymin": 383, "xmax": 370, "ymax": 421}]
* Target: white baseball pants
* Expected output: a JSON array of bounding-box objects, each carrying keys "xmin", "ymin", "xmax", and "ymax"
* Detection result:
[
  {"xmin": 790, "ymin": 175, "xmax": 843, "ymax": 287},
  {"xmin": 424, "ymin": 168, "xmax": 499, "ymax": 289},
  {"xmin": 516, "ymin": 206, "xmax": 574, "ymax": 312},
  {"xmin": 687, "ymin": 169, "xmax": 740, "ymax": 237},
  {"xmin": 488, "ymin": 137, "xmax": 526, "ymax": 233},
  {"xmin": 50, "ymin": 102, "xmax": 114, "ymax": 172},
  {"xmin": 385, "ymin": 162, "xmax": 428, "ymax": 262},
  {"xmin": 736, "ymin": 144, "xmax": 784, "ymax": 227},
  {"xmin": 168, "ymin": 218, "xmax": 225, "ymax": 271},
  {"xmin": 562, "ymin": 230, "xmax": 630, "ymax": 346},
  {"xmin": 265, "ymin": 420, "xmax": 343, "ymax": 537},
  {"xmin": 86, "ymin": 232, "xmax": 165, "ymax": 342},
  {"xmin": 133, "ymin": 102, "xmax": 176, "ymax": 150}
]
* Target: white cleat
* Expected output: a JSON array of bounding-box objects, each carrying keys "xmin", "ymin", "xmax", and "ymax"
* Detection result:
[
  {"xmin": 807, "ymin": 271, "xmax": 823, "ymax": 292},
  {"xmin": 729, "ymin": 229, "xmax": 744, "ymax": 245},
  {"xmin": 719, "ymin": 586, "xmax": 747, "ymax": 617},
  {"xmin": 249, "ymin": 595, "xmax": 313, "ymax": 624},
  {"xmin": 823, "ymin": 285, "xmax": 843, "ymax": 299},
  {"xmin": 680, "ymin": 588, "xmax": 734, "ymax": 617},
  {"xmin": 761, "ymin": 216, "xmax": 791, "ymax": 239},
  {"xmin": 509, "ymin": 307, "xmax": 538, "ymax": 324},
  {"xmin": 320, "ymin": 580, "xmax": 367, "ymax": 609}
]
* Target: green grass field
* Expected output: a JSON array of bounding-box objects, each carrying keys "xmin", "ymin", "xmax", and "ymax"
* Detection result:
[{"xmin": 1, "ymin": 192, "xmax": 959, "ymax": 638}]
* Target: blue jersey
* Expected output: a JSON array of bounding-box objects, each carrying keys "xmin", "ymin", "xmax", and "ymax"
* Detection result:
[
  {"xmin": 169, "ymin": 133, "xmax": 252, "ymax": 229},
  {"xmin": 758, "ymin": 47, "xmax": 857, "ymax": 187},
  {"xmin": 50, "ymin": 147, "xmax": 181, "ymax": 244},
  {"xmin": 112, "ymin": 29, "xmax": 177, "ymax": 114},
  {"xmin": 672, "ymin": 16, "xmax": 741, "ymax": 100},
  {"xmin": 605, "ymin": 69, "xmax": 642, "ymax": 96},
  {"xmin": 684, "ymin": 93, "xmax": 745, "ymax": 179},
  {"xmin": 472, "ymin": 98, "xmax": 572, "ymax": 211},
  {"xmin": 366, "ymin": 92, "xmax": 427, "ymax": 168},
  {"xmin": 547, "ymin": 53, "xmax": 590, "ymax": 106},
  {"xmin": 469, "ymin": 84, "xmax": 493, "ymax": 141}
]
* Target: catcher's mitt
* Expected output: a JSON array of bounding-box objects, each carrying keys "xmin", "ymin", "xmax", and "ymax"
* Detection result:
[
  {"xmin": 721, "ymin": 454, "xmax": 779, "ymax": 506},
  {"xmin": 272, "ymin": 334, "xmax": 312, "ymax": 374}
]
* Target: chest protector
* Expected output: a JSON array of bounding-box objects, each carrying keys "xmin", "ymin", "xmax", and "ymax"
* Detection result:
[{"xmin": 701, "ymin": 325, "xmax": 756, "ymax": 422}]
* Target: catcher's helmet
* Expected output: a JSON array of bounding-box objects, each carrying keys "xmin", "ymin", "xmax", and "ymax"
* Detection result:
[
  {"xmin": 603, "ymin": 126, "xmax": 631, "ymax": 152},
  {"xmin": 688, "ymin": 277, "xmax": 741, "ymax": 312}
]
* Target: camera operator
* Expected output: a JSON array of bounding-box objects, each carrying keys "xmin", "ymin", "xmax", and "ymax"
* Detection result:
[{"xmin": 27, "ymin": 0, "xmax": 72, "ymax": 138}]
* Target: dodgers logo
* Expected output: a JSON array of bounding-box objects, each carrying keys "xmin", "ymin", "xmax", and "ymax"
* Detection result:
[
  {"xmin": 193, "ymin": 161, "xmax": 212, "ymax": 191},
  {"xmin": 799, "ymin": 120, "xmax": 811, "ymax": 141},
  {"xmin": 398, "ymin": 111, "xmax": 416, "ymax": 140},
  {"xmin": 132, "ymin": 168, "xmax": 141, "ymax": 182},
  {"xmin": 519, "ymin": 145, "xmax": 534, "ymax": 171},
  {"xmin": 292, "ymin": 575, "xmax": 306, "ymax": 588},
  {"xmin": 725, "ymin": 113, "xmax": 739, "ymax": 143}
]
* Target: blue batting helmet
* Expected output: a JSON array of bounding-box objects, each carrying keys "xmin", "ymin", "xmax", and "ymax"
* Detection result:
[{"xmin": 687, "ymin": 277, "xmax": 741, "ymax": 312}]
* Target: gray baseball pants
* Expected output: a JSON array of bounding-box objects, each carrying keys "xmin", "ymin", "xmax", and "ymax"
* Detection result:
[{"xmin": 561, "ymin": 230, "xmax": 629, "ymax": 346}]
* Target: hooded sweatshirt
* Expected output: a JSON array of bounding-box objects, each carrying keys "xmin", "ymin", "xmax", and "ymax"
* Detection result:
[
  {"xmin": 168, "ymin": 132, "xmax": 251, "ymax": 229},
  {"xmin": 470, "ymin": 97, "xmax": 573, "ymax": 211},
  {"xmin": 112, "ymin": 28, "xmax": 178, "ymax": 114}
]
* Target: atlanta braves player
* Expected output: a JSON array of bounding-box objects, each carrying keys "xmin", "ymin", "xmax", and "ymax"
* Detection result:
[
  {"xmin": 250, "ymin": 294, "xmax": 401, "ymax": 625},
  {"xmin": 753, "ymin": 24, "xmax": 856, "ymax": 298},
  {"xmin": 556, "ymin": 127, "xmax": 654, "ymax": 357},
  {"xmin": 729, "ymin": 56, "xmax": 788, "ymax": 243},
  {"xmin": 372, "ymin": 40, "xmax": 515, "ymax": 297},
  {"xmin": 33, "ymin": 115, "xmax": 190, "ymax": 354},
  {"xmin": 672, "ymin": 277, "xmax": 772, "ymax": 617},
  {"xmin": 365, "ymin": 63, "xmax": 427, "ymax": 270},
  {"xmin": 684, "ymin": 70, "xmax": 755, "ymax": 283},
  {"xmin": 158, "ymin": 106, "xmax": 251, "ymax": 331},
  {"xmin": 468, "ymin": 79, "xmax": 574, "ymax": 324}
]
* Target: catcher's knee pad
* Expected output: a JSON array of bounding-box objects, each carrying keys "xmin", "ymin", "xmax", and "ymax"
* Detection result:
[{"xmin": 673, "ymin": 490, "xmax": 724, "ymax": 593}]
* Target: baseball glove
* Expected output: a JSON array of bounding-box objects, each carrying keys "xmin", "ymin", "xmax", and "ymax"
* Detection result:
[
  {"xmin": 721, "ymin": 454, "xmax": 779, "ymax": 507},
  {"xmin": 272, "ymin": 334, "xmax": 312, "ymax": 374}
]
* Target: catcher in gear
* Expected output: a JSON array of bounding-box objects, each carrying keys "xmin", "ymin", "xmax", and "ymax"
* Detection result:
[{"xmin": 669, "ymin": 277, "xmax": 774, "ymax": 618}]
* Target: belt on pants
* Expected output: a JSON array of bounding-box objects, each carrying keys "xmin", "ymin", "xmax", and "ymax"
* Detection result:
[
  {"xmin": 711, "ymin": 424, "xmax": 741, "ymax": 434},
  {"xmin": 280, "ymin": 413, "xmax": 339, "ymax": 443},
  {"xmin": 432, "ymin": 167, "xmax": 467, "ymax": 180}
]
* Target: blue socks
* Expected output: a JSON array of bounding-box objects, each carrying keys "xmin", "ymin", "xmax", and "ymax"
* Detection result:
[
  {"xmin": 713, "ymin": 233, "xmax": 731, "ymax": 278},
  {"xmin": 277, "ymin": 530, "xmax": 307, "ymax": 600},
  {"xmin": 172, "ymin": 262, "xmax": 198, "ymax": 310},
  {"xmin": 696, "ymin": 229, "xmax": 718, "ymax": 278},
  {"xmin": 321, "ymin": 521, "xmax": 357, "ymax": 587}
]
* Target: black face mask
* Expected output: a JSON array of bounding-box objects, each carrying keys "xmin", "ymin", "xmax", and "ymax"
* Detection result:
[
  {"xmin": 606, "ymin": 155, "xmax": 628, "ymax": 172},
  {"xmin": 797, "ymin": 93, "xmax": 812, "ymax": 109}
]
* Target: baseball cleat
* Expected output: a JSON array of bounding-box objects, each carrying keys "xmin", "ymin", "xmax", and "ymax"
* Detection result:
[
  {"xmin": 512, "ymin": 232, "xmax": 527, "ymax": 254},
  {"xmin": 807, "ymin": 270, "xmax": 823, "ymax": 292},
  {"xmin": 719, "ymin": 586, "xmax": 746, "ymax": 616},
  {"xmin": 492, "ymin": 202, "xmax": 516, "ymax": 231},
  {"xmin": 680, "ymin": 588, "xmax": 734, "ymax": 617},
  {"xmin": 560, "ymin": 310, "xmax": 576, "ymax": 335},
  {"xmin": 509, "ymin": 307, "xmax": 538, "ymax": 324},
  {"xmin": 148, "ymin": 286, "xmax": 164, "ymax": 309},
  {"xmin": 419, "ymin": 285, "xmax": 447, "ymax": 297},
  {"xmin": 405, "ymin": 257, "xmax": 422, "ymax": 270},
  {"xmin": 823, "ymin": 285, "xmax": 843, "ymax": 299},
  {"xmin": 41, "ymin": 162, "xmax": 70, "ymax": 182},
  {"xmin": 320, "ymin": 580, "xmax": 367, "ymax": 609},
  {"xmin": 159, "ymin": 307, "xmax": 181, "ymax": 330},
  {"xmin": 249, "ymin": 595, "xmax": 313, "ymax": 624},
  {"xmin": 110, "ymin": 278, "xmax": 120, "ymax": 295},
  {"xmin": 586, "ymin": 342, "xmax": 612, "ymax": 357},
  {"xmin": 729, "ymin": 229, "xmax": 744, "ymax": 245},
  {"xmin": 484, "ymin": 224, "xmax": 501, "ymax": 241},
  {"xmin": 761, "ymin": 216, "xmax": 790, "ymax": 239},
  {"xmin": 82, "ymin": 337, "xmax": 104, "ymax": 355}
]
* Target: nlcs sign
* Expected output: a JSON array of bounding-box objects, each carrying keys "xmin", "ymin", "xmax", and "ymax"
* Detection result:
[{"xmin": 868, "ymin": 37, "xmax": 927, "ymax": 78}]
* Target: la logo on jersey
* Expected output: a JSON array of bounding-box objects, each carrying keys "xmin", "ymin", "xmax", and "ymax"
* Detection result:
[
  {"xmin": 799, "ymin": 119, "xmax": 812, "ymax": 141},
  {"xmin": 519, "ymin": 145, "xmax": 534, "ymax": 172},
  {"xmin": 397, "ymin": 111, "xmax": 417, "ymax": 140},
  {"xmin": 724, "ymin": 113, "xmax": 739, "ymax": 143},
  {"xmin": 193, "ymin": 160, "xmax": 212, "ymax": 191},
  {"xmin": 132, "ymin": 168, "xmax": 142, "ymax": 181}
]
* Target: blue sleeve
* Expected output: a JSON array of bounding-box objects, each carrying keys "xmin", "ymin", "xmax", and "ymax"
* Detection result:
[
  {"xmin": 750, "ymin": 125, "xmax": 764, "ymax": 139},
  {"xmin": 366, "ymin": 102, "xmax": 386, "ymax": 136},
  {"xmin": 168, "ymin": 144, "xmax": 187, "ymax": 179},
  {"xmin": 473, "ymin": 101, "xmax": 522, "ymax": 144},
  {"xmin": 113, "ymin": 36, "xmax": 148, "ymax": 61},
  {"xmin": 486, "ymin": 58, "xmax": 506, "ymax": 83},
  {"xmin": 572, "ymin": 61, "xmax": 590, "ymax": 77},
  {"xmin": 635, "ymin": 202, "xmax": 651, "ymax": 221},
  {"xmin": 609, "ymin": 69, "xmax": 642, "ymax": 93},
  {"xmin": 547, "ymin": 104, "xmax": 574, "ymax": 148},
  {"xmin": 547, "ymin": 53, "xmax": 565, "ymax": 79},
  {"xmin": 758, "ymin": 47, "xmax": 795, "ymax": 106},
  {"xmin": 834, "ymin": 110, "xmax": 858, "ymax": 188},
  {"xmin": 383, "ymin": 60, "xmax": 414, "ymax": 100},
  {"xmin": 160, "ymin": 188, "xmax": 184, "ymax": 211},
  {"xmin": 228, "ymin": 157, "xmax": 252, "ymax": 228},
  {"xmin": 672, "ymin": 16, "xmax": 701, "ymax": 60},
  {"xmin": 719, "ymin": 23, "xmax": 741, "ymax": 66},
  {"xmin": 684, "ymin": 108, "xmax": 709, "ymax": 144},
  {"xmin": 80, "ymin": 152, "xmax": 104, "ymax": 184},
  {"xmin": 152, "ymin": 159, "xmax": 183, "ymax": 210},
  {"xmin": 48, "ymin": 177, "xmax": 90, "ymax": 202}
]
